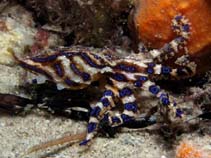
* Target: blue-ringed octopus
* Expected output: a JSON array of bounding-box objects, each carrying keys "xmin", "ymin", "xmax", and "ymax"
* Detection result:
[{"xmin": 13, "ymin": 15, "xmax": 196, "ymax": 146}]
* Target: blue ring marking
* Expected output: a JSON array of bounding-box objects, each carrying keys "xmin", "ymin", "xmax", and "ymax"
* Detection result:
[
  {"xmin": 102, "ymin": 113, "xmax": 109, "ymax": 122},
  {"xmin": 134, "ymin": 80, "xmax": 142, "ymax": 87},
  {"xmin": 70, "ymin": 63, "xmax": 81, "ymax": 74},
  {"xmin": 159, "ymin": 93, "xmax": 167, "ymax": 99},
  {"xmin": 32, "ymin": 79, "xmax": 37, "ymax": 84},
  {"xmin": 100, "ymin": 98, "xmax": 110, "ymax": 107},
  {"xmin": 80, "ymin": 52, "xmax": 105, "ymax": 68},
  {"xmin": 126, "ymin": 66, "xmax": 136, "ymax": 72},
  {"xmin": 119, "ymin": 87, "xmax": 132, "ymax": 98},
  {"xmin": 175, "ymin": 37, "xmax": 185, "ymax": 43},
  {"xmin": 53, "ymin": 63, "xmax": 64, "ymax": 77},
  {"xmin": 159, "ymin": 93, "xmax": 170, "ymax": 106},
  {"xmin": 104, "ymin": 53, "xmax": 112, "ymax": 60},
  {"xmin": 81, "ymin": 72, "xmax": 91, "ymax": 81},
  {"xmin": 90, "ymin": 106, "xmax": 101, "ymax": 117},
  {"xmin": 87, "ymin": 122, "xmax": 97, "ymax": 133},
  {"xmin": 118, "ymin": 64, "xmax": 125, "ymax": 70},
  {"xmin": 161, "ymin": 97, "xmax": 170, "ymax": 106},
  {"xmin": 79, "ymin": 139, "xmax": 90, "ymax": 146},
  {"xmin": 59, "ymin": 51, "xmax": 75, "ymax": 57},
  {"xmin": 147, "ymin": 67, "xmax": 154, "ymax": 74},
  {"xmin": 161, "ymin": 66, "xmax": 172, "ymax": 75},
  {"xmin": 163, "ymin": 44, "xmax": 174, "ymax": 53},
  {"xmin": 112, "ymin": 116, "xmax": 121, "ymax": 124},
  {"xmin": 182, "ymin": 24, "xmax": 190, "ymax": 32},
  {"xmin": 140, "ymin": 46, "xmax": 147, "ymax": 53},
  {"xmin": 149, "ymin": 85, "xmax": 160, "ymax": 95},
  {"xmin": 176, "ymin": 108, "xmax": 183, "ymax": 117},
  {"xmin": 103, "ymin": 90, "xmax": 114, "ymax": 97},
  {"xmin": 70, "ymin": 63, "xmax": 91, "ymax": 81},
  {"xmin": 148, "ymin": 63, "xmax": 155, "ymax": 67},
  {"xmin": 64, "ymin": 77, "xmax": 77, "ymax": 86},
  {"xmin": 175, "ymin": 15, "xmax": 183, "ymax": 21},
  {"xmin": 139, "ymin": 76, "xmax": 148, "ymax": 81},
  {"xmin": 31, "ymin": 54, "xmax": 58, "ymax": 63},
  {"xmin": 124, "ymin": 102, "xmax": 138, "ymax": 112},
  {"xmin": 20, "ymin": 62, "xmax": 53, "ymax": 80},
  {"xmin": 121, "ymin": 114, "xmax": 132, "ymax": 123},
  {"xmin": 112, "ymin": 73, "xmax": 127, "ymax": 81},
  {"xmin": 116, "ymin": 64, "xmax": 137, "ymax": 72},
  {"xmin": 92, "ymin": 54, "xmax": 101, "ymax": 60}
]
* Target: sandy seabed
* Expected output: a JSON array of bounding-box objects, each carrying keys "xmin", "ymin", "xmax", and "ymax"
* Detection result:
[{"xmin": 0, "ymin": 110, "xmax": 211, "ymax": 158}]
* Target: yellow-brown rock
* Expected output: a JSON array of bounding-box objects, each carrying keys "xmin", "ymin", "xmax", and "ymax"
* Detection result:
[{"xmin": 134, "ymin": 0, "xmax": 211, "ymax": 73}]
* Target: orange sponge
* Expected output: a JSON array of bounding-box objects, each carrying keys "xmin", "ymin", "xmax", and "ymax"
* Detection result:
[{"xmin": 176, "ymin": 142, "xmax": 202, "ymax": 158}]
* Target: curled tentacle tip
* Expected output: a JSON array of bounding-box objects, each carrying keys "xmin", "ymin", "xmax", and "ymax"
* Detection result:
[{"xmin": 133, "ymin": 0, "xmax": 211, "ymax": 73}]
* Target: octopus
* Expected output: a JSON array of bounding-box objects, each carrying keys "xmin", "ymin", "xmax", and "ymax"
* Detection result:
[{"xmin": 13, "ymin": 15, "xmax": 196, "ymax": 146}]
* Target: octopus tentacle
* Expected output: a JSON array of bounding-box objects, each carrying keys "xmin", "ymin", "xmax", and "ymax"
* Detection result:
[
  {"xmin": 108, "ymin": 87, "xmax": 138, "ymax": 127},
  {"xmin": 145, "ymin": 62, "xmax": 196, "ymax": 79},
  {"xmin": 147, "ymin": 15, "xmax": 191, "ymax": 62},
  {"xmin": 80, "ymin": 84, "xmax": 118, "ymax": 145},
  {"xmin": 134, "ymin": 77, "xmax": 184, "ymax": 121}
]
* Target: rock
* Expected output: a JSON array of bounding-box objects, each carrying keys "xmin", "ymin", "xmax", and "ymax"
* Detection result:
[{"xmin": 0, "ymin": 5, "xmax": 64, "ymax": 66}]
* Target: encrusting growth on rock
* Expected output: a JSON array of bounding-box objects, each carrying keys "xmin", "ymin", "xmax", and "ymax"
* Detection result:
[{"xmin": 176, "ymin": 141, "xmax": 211, "ymax": 158}]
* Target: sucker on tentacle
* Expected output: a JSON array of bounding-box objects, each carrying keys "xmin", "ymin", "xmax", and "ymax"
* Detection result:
[{"xmin": 13, "ymin": 15, "xmax": 196, "ymax": 147}]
